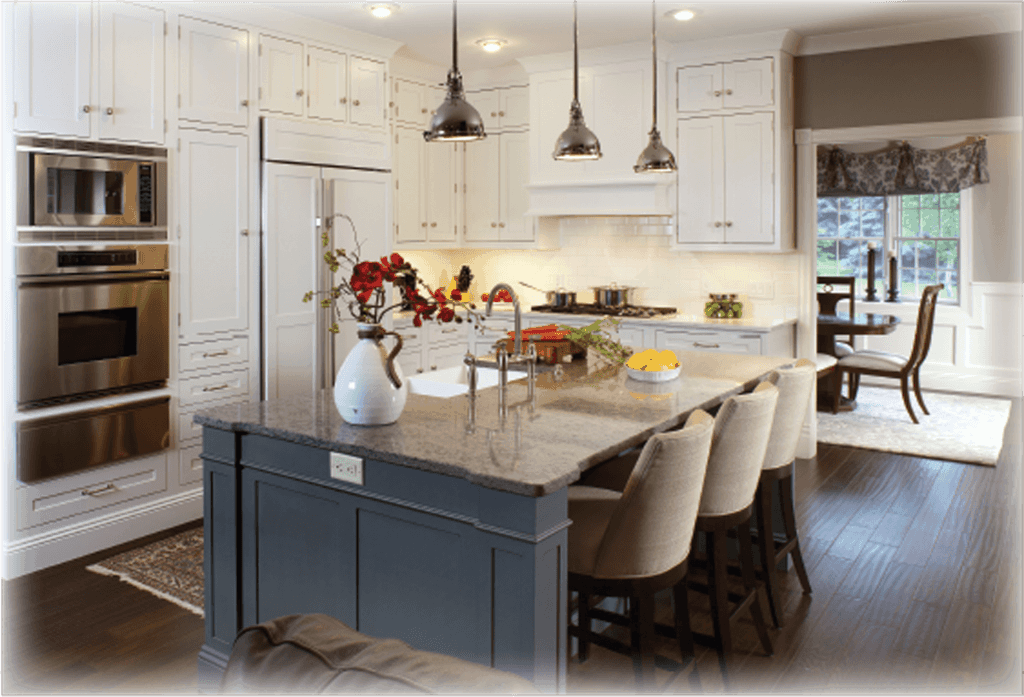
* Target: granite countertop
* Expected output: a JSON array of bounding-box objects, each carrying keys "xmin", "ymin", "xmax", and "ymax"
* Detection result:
[{"xmin": 194, "ymin": 351, "xmax": 794, "ymax": 498}]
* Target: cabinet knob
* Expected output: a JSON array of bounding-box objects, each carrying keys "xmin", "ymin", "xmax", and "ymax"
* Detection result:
[
  {"xmin": 430, "ymin": 222, "xmax": 437, "ymax": 227},
  {"xmin": 353, "ymin": 99, "xmax": 360, "ymax": 106},
  {"xmin": 416, "ymin": 368, "xmax": 424, "ymax": 373},
  {"xmin": 388, "ymin": 101, "xmax": 393, "ymax": 107},
  {"xmin": 341, "ymin": 97, "xmax": 347, "ymax": 104},
  {"xmin": 725, "ymin": 221, "xmax": 733, "ymax": 227},
  {"xmin": 725, "ymin": 89, "xmax": 733, "ymax": 95},
  {"xmin": 491, "ymin": 222, "xmax": 497, "ymax": 228},
  {"xmin": 713, "ymin": 90, "xmax": 722, "ymax": 97},
  {"xmin": 430, "ymin": 364, "xmax": 438, "ymax": 371},
  {"xmin": 82, "ymin": 105, "xmax": 91, "ymax": 113},
  {"xmin": 296, "ymin": 89, "xmax": 304, "ymax": 97},
  {"xmin": 240, "ymin": 229, "xmax": 250, "ymax": 236},
  {"xmin": 498, "ymin": 111, "xmax": 505, "ymax": 116},
  {"xmin": 421, "ymin": 107, "xmax": 428, "ymax": 113},
  {"xmin": 714, "ymin": 221, "xmax": 723, "ymax": 228},
  {"xmin": 421, "ymin": 222, "xmax": 428, "ymax": 227},
  {"xmin": 491, "ymin": 112, "xmax": 497, "ymax": 117},
  {"xmin": 499, "ymin": 222, "xmax": 505, "ymax": 228},
  {"xmin": 105, "ymin": 107, "xmax": 113, "ymax": 115},
  {"xmin": 241, "ymin": 99, "xmax": 249, "ymax": 107}
]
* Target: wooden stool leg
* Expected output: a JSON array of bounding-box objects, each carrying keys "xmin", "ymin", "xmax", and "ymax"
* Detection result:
[
  {"xmin": 912, "ymin": 367, "xmax": 929, "ymax": 415},
  {"xmin": 779, "ymin": 475, "xmax": 812, "ymax": 595},
  {"xmin": 738, "ymin": 521, "xmax": 774, "ymax": 657},
  {"xmin": 705, "ymin": 529, "xmax": 732, "ymax": 655},
  {"xmin": 632, "ymin": 592, "xmax": 656, "ymax": 693},
  {"xmin": 900, "ymin": 374, "xmax": 919, "ymax": 424},
  {"xmin": 577, "ymin": 591, "xmax": 591, "ymax": 662},
  {"xmin": 672, "ymin": 579, "xmax": 695, "ymax": 662},
  {"xmin": 755, "ymin": 477, "xmax": 782, "ymax": 628}
]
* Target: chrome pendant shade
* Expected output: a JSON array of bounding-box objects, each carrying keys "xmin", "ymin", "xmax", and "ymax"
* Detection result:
[
  {"xmin": 634, "ymin": 1, "xmax": 676, "ymax": 173},
  {"xmin": 553, "ymin": 0, "xmax": 601, "ymax": 161},
  {"xmin": 424, "ymin": 0, "xmax": 486, "ymax": 143}
]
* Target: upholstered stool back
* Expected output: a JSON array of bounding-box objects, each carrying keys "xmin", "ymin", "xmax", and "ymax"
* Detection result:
[
  {"xmin": 761, "ymin": 359, "xmax": 816, "ymax": 471},
  {"xmin": 698, "ymin": 382, "xmax": 779, "ymax": 517}
]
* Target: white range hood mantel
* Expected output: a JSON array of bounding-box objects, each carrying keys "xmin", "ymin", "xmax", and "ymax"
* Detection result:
[{"xmin": 524, "ymin": 178, "xmax": 674, "ymax": 217}]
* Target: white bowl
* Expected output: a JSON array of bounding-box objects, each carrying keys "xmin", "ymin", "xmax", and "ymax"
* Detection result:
[{"xmin": 625, "ymin": 365, "xmax": 681, "ymax": 383}]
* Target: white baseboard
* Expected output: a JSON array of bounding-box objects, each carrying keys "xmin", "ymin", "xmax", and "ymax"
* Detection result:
[{"xmin": 2, "ymin": 489, "xmax": 203, "ymax": 580}]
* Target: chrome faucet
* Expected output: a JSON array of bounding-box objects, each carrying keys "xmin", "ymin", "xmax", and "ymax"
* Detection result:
[
  {"xmin": 486, "ymin": 282, "xmax": 522, "ymax": 355},
  {"xmin": 464, "ymin": 282, "xmax": 537, "ymax": 410}
]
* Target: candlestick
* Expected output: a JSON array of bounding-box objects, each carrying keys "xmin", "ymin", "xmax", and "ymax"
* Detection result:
[
  {"xmin": 865, "ymin": 246, "xmax": 878, "ymax": 301},
  {"xmin": 886, "ymin": 252, "xmax": 900, "ymax": 302}
]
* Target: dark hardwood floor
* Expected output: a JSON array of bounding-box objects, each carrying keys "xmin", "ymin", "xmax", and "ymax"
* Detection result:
[{"xmin": 4, "ymin": 400, "xmax": 1020, "ymax": 694}]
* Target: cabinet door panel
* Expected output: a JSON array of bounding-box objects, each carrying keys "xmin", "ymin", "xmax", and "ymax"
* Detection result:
[
  {"xmin": 500, "ymin": 132, "xmax": 532, "ymax": 241},
  {"xmin": 179, "ymin": 18, "xmax": 249, "ymax": 128},
  {"xmin": 13, "ymin": 2, "xmax": 91, "ymax": 137},
  {"xmin": 676, "ymin": 116, "xmax": 724, "ymax": 244},
  {"xmin": 260, "ymin": 35, "xmax": 304, "ymax": 116},
  {"xmin": 723, "ymin": 58, "xmax": 773, "ymax": 110},
  {"xmin": 179, "ymin": 130, "xmax": 250, "ymax": 338},
  {"xmin": 588, "ymin": 66, "xmax": 645, "ymax": 178},
  {"xmin": 394, "ymin": 128, "xmax": 425, "ymax": 244},
  {"xmin": 263, "ymin": 164, "xmax": 319, "ymax": 400},
  {"xmin": 463, "ymin": 137, "xmax": 501, "ymax": 241},
  {"xmin": 306, "ymin": 46, "xmax": 347, "ymax": 122},
  {"xmin": 470, "ymin": 90, "xmax": 500, "ymax": 134},
  {"xmin": 499, "ymin": 86, "xmax": 529, "ymax": 130},
  {"xmin": 723, "ymin": 112, "xmax": 774, "ymax": 244},
  {"xmin": 349, "ymin": 56, "xmax": 385, "ymax": 128},
  {"xmin": 393, "ymin": 78, "xmax": 426, "ymax": 126},
  {"xmin": 676, "ymin": 64, "xmax": 721, "ymax": 113},
  {"xmin": 98, "ymin": 3, "xmax": 165, "ymax": 143},
  {"xmin": 425, "ymin": 143, "xmax": 456, "ymax": 242}
]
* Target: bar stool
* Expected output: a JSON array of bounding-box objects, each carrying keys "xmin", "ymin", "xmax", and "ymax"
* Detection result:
[
  {"xmin": 567, "ymin": 409, "xmax": 714, "ymax": 692},
  {"xmin": 756, "ymin": 359, "xmax": 816, "ymax": 628},
  {"xmin": 685, "ymin": 382, "xmax": 778, "ymax": 670}
]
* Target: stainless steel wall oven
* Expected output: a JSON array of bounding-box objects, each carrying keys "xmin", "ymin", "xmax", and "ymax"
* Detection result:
[{"xmin": 16, "ymin": 245, "xmax": 170, "ymax": 408}]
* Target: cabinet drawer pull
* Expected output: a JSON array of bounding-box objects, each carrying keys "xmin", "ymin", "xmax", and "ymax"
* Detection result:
[
  {"xmin": 441, "ymin": 327, "xmax": 457, "ymax": 333},
  {"xmin": 82, "ymin": 105, "xmax": 91, "ymax": 113},
  {"xmin": 82, "ymin": 483, "xmax": 117, "ymax": 497},
  {"xmin": 202, "ymin": 383, "xmax": 230, "ymax": 392},
  {"xmin": 202, "ymin": 350, "xmax": 230, "ymax": 358},
  {"xmin": 693, "ymin": 342, "xmax": 720, "ymax": 349}
]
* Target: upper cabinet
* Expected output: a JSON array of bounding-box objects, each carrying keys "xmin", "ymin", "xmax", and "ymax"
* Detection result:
[
  {"xmin": 259, "ymin": 34, "xmax": 386, "ymax": 129},
  {"xmin": 14, "ymin": 1, "xmax": 165, "ymax": 144},
  {"xmin": 392, "ymin": 78, "xmax": 443, "ymax": 129},
  {"xmin": 676, "ymin": 58, "xmax": 774, "ymax": 113},
  {"xmin": 178, "ymin": 17, "xmax": 250, "ymax": 128},
  {"xmin": 464, "ymin": 131, "xmax": 533, "ymax": 244},
  {"xmin": 467, "ymin": 86, "xmax": 529, "ymax": 133}
]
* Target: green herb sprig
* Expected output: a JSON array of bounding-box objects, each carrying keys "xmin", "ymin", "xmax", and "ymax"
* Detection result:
[{"xmin": 558, "ymin": 317, "xmax": 633, "ymax": 365}]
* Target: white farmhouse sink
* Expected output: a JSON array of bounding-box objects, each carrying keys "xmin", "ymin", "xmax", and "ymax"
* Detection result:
[{"xmin": 407, "ymin": 366, "xmax": 527, "ymax": 399}]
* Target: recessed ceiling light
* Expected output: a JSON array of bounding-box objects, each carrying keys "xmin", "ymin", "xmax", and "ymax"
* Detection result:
[
  {"xmin": 670, "ymin": 9, "xmax": 696, "ymax": 21},
  {"xmin": 476, "ymin": 38, "xmax": 506, "ymax": 53},
  {"xmin": 366, "ymin": 3, "xmax": 397, "ymax": 18}
]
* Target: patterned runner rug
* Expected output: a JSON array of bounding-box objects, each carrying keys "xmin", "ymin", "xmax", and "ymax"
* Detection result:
[
  {"xmin": 817, "ymin": 386, "xmax": 1011, "ymax": 466},
  {"xmin": 87, "ymin": 527, "xmax": 204, "ymax": 617}
]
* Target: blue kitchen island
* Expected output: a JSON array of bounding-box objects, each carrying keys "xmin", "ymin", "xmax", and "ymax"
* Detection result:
[{"xmin": 194, "ymin": 351, "xmax": 794, "ymax": 692}]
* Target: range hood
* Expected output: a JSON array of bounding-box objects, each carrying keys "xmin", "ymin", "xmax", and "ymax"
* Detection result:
[{"xmin": 525, "ymin": 178, "xmax": 673, "ymax": 217}]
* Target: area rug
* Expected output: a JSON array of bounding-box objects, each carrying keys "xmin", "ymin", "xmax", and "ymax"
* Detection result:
[
  {"xmin": 817, "ymin": 386, "xmax": 1012, "ymax": 466},
  {"xmin": 87, "ymin": 527, "xmax": 204, "ymax": 617}
]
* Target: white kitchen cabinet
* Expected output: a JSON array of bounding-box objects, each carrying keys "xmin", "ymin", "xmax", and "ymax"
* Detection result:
[
  {"xmin": 656, "ymin": 328, "xmax": 762, "ymax": 356},
  {"xmin": 14, "ymin": 1, "xmax": 164, "ymax": 144},
  {"xmin": 464, "ymin": 131, "xmax": 532, "ymax": 243},
  {"xmin": 178, "ymin": 129, "xmax": 251, "ymax": 338},
  {"xmin": 259, "ymin": 35, "xmax": 304, "ymax": 116},
  {"xmin": 676, "ymin": 58, "xmax": 774, "ymax": 113},
  {"xmin": 393, "ymin": 127, "xmax": 456, "ymax": 245},
  {"xmin": 306, "ymin": 46, "xmax": 347, "ymax": 123},
  {"xmin": 178, "ymin": 17, "xmax": 250, "ymax": 128},
  {"xmin": 676, "ymin": 112, "xmax": 775, "ymax": 246},
  {"xmin": 468, "ymin": 85, "xmax": 529, "ymax": 133},
  {"xmin": 349, "ymin": 56, "xmax": 386, "ymax": 128},
  {"xmin": 392, "ymin": 78, "xmax": 445, "ymax": 128}
]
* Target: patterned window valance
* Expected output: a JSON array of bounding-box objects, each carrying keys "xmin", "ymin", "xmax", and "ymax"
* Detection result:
[{"xmin": 817, "ymin": 138, "xmax": 989, "ymax": 197}]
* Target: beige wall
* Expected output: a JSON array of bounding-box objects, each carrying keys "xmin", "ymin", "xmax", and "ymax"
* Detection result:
[
  {"xmin": 402, "ymin": 219, "xmax": 800, "ymax": 320},
  {"xmin": 794, "ymin": 33, "xmax": 1022, "ymax": 130},
  {"xmin": 972, "ymin": 132, "xmax": 1022, "ymax": 283}
]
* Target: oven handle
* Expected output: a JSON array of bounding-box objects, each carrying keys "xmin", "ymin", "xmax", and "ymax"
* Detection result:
[{"xmin": 17, "ymin": 271, "xmax": 169, "ymax": 287}]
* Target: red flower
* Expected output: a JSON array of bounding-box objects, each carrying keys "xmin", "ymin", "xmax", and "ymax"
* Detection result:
[
  {"xmin": 481, "ymin": 293, "xmax": 489, "ymax": 302},
  {"xmin": 356, "ymin": 289, "xmax": 372, "ymax": 304},
  {"xmin": 432, "ymin": 288, "xmax": 447, "ymax": 303},
  {"xmin": 439, "ymin": 306, "xmax": 455, "ymax": 323},
  {"xmin": 413, "ymin": 314, "xmax": 423, "ymax": 327},
  {"xmin": 390, "ymin": 252, "xmax": 404, "ymax": 267},
  {"xmin": 449, "ymin": 289, "xmax": 462, "ymax": 301}
]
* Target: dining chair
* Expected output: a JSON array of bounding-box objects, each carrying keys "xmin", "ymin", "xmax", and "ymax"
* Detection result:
[
  {"xmin": 755, "ymin": 359, "xmax": 816, "ymax": 628},
  {"xmin": 567, "ymin": 409, "xmax": 714, "ymax": 692},
  {"xmin": 832, "ymin": 284, "xmax": 943, "ymax": 424},
  {"xmin": 686, "ymin": 381, "xmax": 778, "ymax": 673},
  {"xmin": 817, "ymin": 275, "xmax": 856, "ymax": 357}
]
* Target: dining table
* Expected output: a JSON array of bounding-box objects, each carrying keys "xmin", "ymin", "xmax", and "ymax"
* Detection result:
[{"xmin": 817, "ymin": 311, "xmax": 900, "ymax": 410}]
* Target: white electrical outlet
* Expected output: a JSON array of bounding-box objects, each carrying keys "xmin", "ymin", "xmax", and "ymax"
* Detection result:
[{"xmin": 329, "ymin": 452, "xmax": 364, "ymax": 485}]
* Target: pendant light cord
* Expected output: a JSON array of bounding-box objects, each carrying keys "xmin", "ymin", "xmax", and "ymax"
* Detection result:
[
  {"xmin": 650, "ymin": 0, "xmax": 657, "ymax": 131},
  {"xmin": 573, "ymin": 0, "xmax": 579, "ymax": 104},
  {"xmin": 451, "ymin": 0, "xmax": 458, "ymax": 75}
]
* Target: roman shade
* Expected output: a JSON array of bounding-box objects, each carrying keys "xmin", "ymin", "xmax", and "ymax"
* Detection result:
[{"xmin": 817, "ymin": 137, "xmax": 989, "ymax": 197}]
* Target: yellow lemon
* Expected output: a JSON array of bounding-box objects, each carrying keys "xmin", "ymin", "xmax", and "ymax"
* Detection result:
[
  {"xmin": 626, "ymin": 348, "xmax": 659, "ymax": 370},
  {"xmin": 659, "ymin": 349, "xmax": 680, "ymax": 370}
]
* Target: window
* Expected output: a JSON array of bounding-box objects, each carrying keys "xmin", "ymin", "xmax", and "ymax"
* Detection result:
[{"xmin": 817, "ymin": 193, "xmax": 963, "ymax": 303}]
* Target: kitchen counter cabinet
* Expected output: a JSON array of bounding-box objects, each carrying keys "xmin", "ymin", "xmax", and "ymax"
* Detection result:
[{"xmin": 195, "ymin": 351, "xmax": 793, "ymax": 690}]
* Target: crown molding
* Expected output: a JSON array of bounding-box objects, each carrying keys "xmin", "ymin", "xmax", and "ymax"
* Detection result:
[
  {"xmin": 668, "ymin": 29, "xmax": 800, "ymax": 64},
  {"xmin": 797, "ymin": 9, "xmax": 1021, "ymax": 56},
  {"xmin": 518, "ymin": 40, "xmax": 667, "ymax": 74}
]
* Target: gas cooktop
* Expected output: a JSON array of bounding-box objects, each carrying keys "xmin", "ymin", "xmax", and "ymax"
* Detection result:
[{"xmin": 530, "ymin": 303, "xmax": 677, "ymax": 318}]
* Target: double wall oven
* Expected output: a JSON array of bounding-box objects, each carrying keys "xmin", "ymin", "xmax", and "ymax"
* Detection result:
[{"xmin": 15, "ymin": 137, "xmax": 171, "ymax": 484}]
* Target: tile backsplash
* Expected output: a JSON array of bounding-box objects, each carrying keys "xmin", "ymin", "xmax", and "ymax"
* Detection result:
[{"xmin": 401, "ymin": 217, "xmax": 800, "ymax": 318}]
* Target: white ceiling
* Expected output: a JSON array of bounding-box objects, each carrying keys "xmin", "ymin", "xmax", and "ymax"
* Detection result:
[{"xmin": 271, "ymin": 0, "xmax": 1019, "ymax": 69}]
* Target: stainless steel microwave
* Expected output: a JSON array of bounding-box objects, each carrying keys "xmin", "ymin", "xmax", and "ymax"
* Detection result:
[{"xmin": 17, "ymin": 137, "xmax": 167, "ymax": 229}]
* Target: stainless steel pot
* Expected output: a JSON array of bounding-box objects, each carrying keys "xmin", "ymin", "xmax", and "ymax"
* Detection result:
[
  {"xmin": 520, "ymin": 281, "xmax": 576, "ymax": 307},
  {"xmin": 592, "ymin": 283, "xmax": 632, "ymax": 307}
]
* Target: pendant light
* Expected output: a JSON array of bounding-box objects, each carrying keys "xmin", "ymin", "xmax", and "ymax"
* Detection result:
[
  {"xmin": 634, "ymin": 0, "xmax": 676, "ymax": 173},
  {"xmin": 423, "ymin": 0, "xmax": 486, "ymax": 142},
  {"xmin": 553, "ymin": 0, "xmax": 601, "ymax": 161}
]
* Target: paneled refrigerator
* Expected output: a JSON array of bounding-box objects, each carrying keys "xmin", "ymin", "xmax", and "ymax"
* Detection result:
[{"xmin": 261, "ymin": 118, "xmax": 391, "ymax": 400}]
